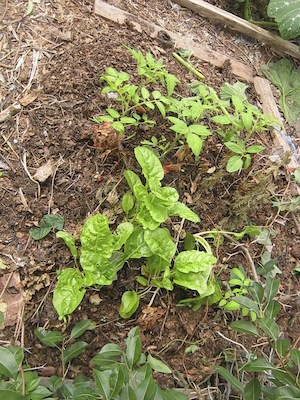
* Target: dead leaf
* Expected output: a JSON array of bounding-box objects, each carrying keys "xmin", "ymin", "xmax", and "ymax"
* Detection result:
[
  {"xmin": 163, "ymin": 162, "xmax": 183, "ymax": 174},
  {"xmin": 33, "ymin": 160, "xmax": 54, "ymax": 182},
  {"xmin": 19, "ymin": 89, "xmax": 40, "ymax": 106},
  {"xmin": 93, "ymin": 122, "xmax": 122, "ymax": 152},
  {"xmin": 0, "ymin": 272, "xmax": 24, "ymax": 327},
  {"xmin": 137, "ymin": 306, "xmax": 164, "ymax": 331}
]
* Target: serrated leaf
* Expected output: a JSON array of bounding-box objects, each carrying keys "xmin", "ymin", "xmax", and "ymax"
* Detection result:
[
  {"xmin": 225, "ymin": 141, "xmax": 245, "ymax": 154},
  {"xmin": 226, "ymin": 155, "xmax": 243, "ymax": 172},
  {"xmin": 186, "ymin": 132, "xmax": 203, "ymax": 157},
  {"xmin": 63, "ymin": 341, "xmax": 88, "ymax": 364}
]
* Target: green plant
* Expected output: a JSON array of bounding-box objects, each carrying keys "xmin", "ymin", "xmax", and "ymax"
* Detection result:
[
  {"xmin": 0, "ymin": 324, "xmax": 188, "ymax": 399},
  {"xmin": 29, "ymin": 214, "xmax": 64, "ymax": 240},
  {"xmin": 215, "ymin": 276, "xmax": 300, "ymax": 399},
  {"xmin": 267, "ymin": 0, "xmax": 300, "ymax": 40}
]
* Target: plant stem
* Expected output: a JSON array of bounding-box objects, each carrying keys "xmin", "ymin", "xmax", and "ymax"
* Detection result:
[{"xmin": 172, "ymin": 52, "xmax": 205, "ymax": 80}]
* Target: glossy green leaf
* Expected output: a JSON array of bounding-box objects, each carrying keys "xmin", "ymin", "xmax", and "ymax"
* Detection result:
[
  {"xmin": 70, "ymin": 319, "xmax": 93, "ymax": 340},
  {"xmin": 125, "ymin": 327, "xmax": 142, "ymax": 369},
  {"xmin": 231, "ymin": 296, "xmax": 260, "ymax": 316},
  {"xmin": 168, "ymin": 202, "xmax": 200, "ymax": 222},
  {"xmin": 244, "ymin": 377, "xmax": 261, "ymax": 400},
  {"xmin": 274, "ymin": 338, "xmax": 290, "ymax": 357},
  {"xmin": 124, "ymin": 228, "xmax": 153, "ymax": 259},
  {"xmin": 53, "ymin": 268, "xmax": 85, "ymax": 320},
  {"xmin": 122, "ymin": 192, "xmax": 135, "ymax": 215},
  {"xmin": 174, "ymin": 250, "xmax": 216, "ymax": 273},
  {"xmin": 145, "ymin": 255, "xmax": 170, "ymax": 276},
  {"xmin": 230, "ymin": 320, "xmax": 260, "ymax": 336},
  {"xmin": 56, "ymin": 231, "xmax": 78, "ymax": 263},
  {"xmin": 265, "ymin": 277, "xmax": 280, "ymax": 303},
  {"xmin": 215, "ymin": 366, "xmax": 243, "ymax": 393},
  {"xmin": 147, "ymin": 354, "xmax": 172, "ymax": 374},
  {"xmin": 113, "ymin": 222, "xmax": 134, "ymax": 250},
  {"xmin": 134, "ymin": 146, "xmax": 164, "ymax": 182},
  {"xmin": 137, "ymin": 208, "xmax": 161, "ymax": 230},
  {"xmin": 268, "ymin": 0, "xmax": 300, "ymax": 40},
  {"xmin": 290, "ymin": 349, "xmax": 300, "ymax": 369},
  {"xmin": 119, "ymin": 384, "xmax": 137, "ymax": 400},
  {"xmin": 273, "ymin": 385, "xmax": 300, "ymax": 399},
  {"xmin": 30, "ymin": 214, "xmax": 64, "ymax": 240},
  {"xmin": 35, "ymin": 328, "xmax": 63, "ymax": 348},
  {"xmin": 0, "ymin": 347, "xmax": 19, "ymax": 378},
  {"xmin": 93, "ymin": 370, "xmax": 111, "ymax": 400},
  {"xmin": 119, "ymin": 291, "xmax": 139, "ymax": 319},
  {"xmin": 124, "ymin": 170, "xmax": 144, "ymax": 194},
  {"xmin": 226, "ymin": 155, "xmax": 243, "ymax": 172},
  {"xmin": 92, "ymin": 343, "xmax": 122, "ymax": 367},
  {"xmin": 135, "ymin": 375, "xmax": 156, "ymax": 400},
  {"xmin": 242, "ymin": 358, "xmax": 275, "ymax": 372},
  {"xmin": 144, "ymin": 193, "xmax": 169, "ymax": 223},
  {"xmin": 63, "ymin": 341, "xmax": 88, "ymax": 364},
  {"xmin": 144, "ymin": 228, "xmax": 176, "ymax": 261}
]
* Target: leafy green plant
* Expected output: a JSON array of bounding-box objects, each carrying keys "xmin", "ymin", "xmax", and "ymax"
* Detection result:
[
  {"xmin": 29, "ymin": 214, "xmax": 64, "ymax": 240},
  {"xmin": 215, "ymin": 276, "xmax": 300, "ymax": 399},
  {"xmin": 0, "ymin": 324, "xmax": 187, "ymax": 399},
  {"xmin": 261, "ymin": 59, "xmax": 300, "ymax": 124},
  {"xmin": 267, "ymin": 0, "xmax": 300, "ymax": 40}
]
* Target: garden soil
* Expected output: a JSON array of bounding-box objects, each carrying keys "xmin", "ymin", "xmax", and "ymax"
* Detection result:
[{"xmin": 1, "ymin": 0, "xmax": 300, "ymax": 398}]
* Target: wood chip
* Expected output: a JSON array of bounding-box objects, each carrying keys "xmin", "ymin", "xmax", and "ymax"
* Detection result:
[{"xmin": 32, "ymin": 159, "xmax": 55, "ymax": 182}]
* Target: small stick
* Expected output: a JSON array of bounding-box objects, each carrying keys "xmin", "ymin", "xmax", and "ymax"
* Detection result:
[{"xmin": 172, "ymin": 52, "xmax": 205, "ymax": 80}]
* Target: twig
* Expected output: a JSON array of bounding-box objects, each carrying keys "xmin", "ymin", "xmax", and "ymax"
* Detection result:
[
  {"xmin": 172, "ymin": 52, "xmax": 205, "ymax": 80},
  {"xmin": 217, "ymin": 331, "xmax": 250, "ymax": 355},
  {"xmin": 20, "ymin": 152, "xmax": 41, "ymax": 197}
]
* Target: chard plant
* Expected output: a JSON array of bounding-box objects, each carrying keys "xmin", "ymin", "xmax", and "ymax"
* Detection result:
[{"xmin": 53, "ymin": 146, "xmax": 219, "ymax": 320}]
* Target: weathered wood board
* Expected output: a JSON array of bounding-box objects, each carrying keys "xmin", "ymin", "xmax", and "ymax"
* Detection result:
[
  {"xmin": 173, "ymin": 0, "xmax": 300, "ymax": 60},
  {"xmin": 94, "ymin": 0, "xmax": 254, "ymax": 82}
]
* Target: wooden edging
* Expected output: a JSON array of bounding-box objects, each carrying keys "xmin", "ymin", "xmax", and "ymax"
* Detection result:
[
  {"xmin": 173, "ymin": 0, "xmax": 300, "ymax": 60},
  {"xmin": 94, "ymin": 0, "xmax": 254, "ymax": 82}
]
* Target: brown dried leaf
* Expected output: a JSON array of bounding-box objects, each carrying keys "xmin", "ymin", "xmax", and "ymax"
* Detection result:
[
  {"xmin": 33, "ymin": 160, "xmax": 54, "ymax": 182},
  {"xmin": 19, "ymin": 90, "xmax": 40, "ymax": 106},
  {"xmin": 93, "ymin": 122, "xmax": 122, "ymax": 152}
]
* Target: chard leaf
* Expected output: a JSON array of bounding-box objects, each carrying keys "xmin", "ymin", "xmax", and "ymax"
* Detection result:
[
  {"xmin": 56, "ymin": 231, "xmax": 78, "ymax": 263},
  {"xmin": 144, "ymin": 228, "xmax": 176, "ymax": 261},
  {"xmin": 119, "ymin": 290, "xmax": 139, "ymax": 319},
  {"xmin": 134, "ymin": 146, "xmax": 164, "ymax": 182},
  {"xmin": 124, "ymin": 170, "xmax": 144, "ymax": 193},
  {"xmin": 53, "ymin": 268, "xmax": 85, "ymax": 320},
  {"xmin": 137, "ymin": 208, "xmax": 161, "ymax": 230},
  {"xmin": 124, "ymin": 228, "xmax": 153, "ymax": 259},
  {"xmin": 144, "ymin": 193, "xmax": 169, "ymax": 223},
  {"xmin": 169, "ymin": 202, "xmax": 200, "ymax": 222},
  {"xmin": 113, "ymin": 222, "xmax": 134, "ymax": 250},
  {"xmin": 173, "ymin": 270, "xmax": 209, "ymax": 295},
  {"xmin": 174, "ymin": 250, "xmax": 217, "ymax": 273},
  {"xmin": 145, "ymin": 255, "xmax": 170, "ymax": 275},
  {"xmin": 80, "ymin": 214, "xmax": 115, "ymax": 284},
  {"xmin": 150, "ymin": 185, "xmax": 179, "ymax": 206}
]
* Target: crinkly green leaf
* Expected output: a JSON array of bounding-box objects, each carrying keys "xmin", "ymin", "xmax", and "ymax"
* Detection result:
[
  {"xmin": 56, "ymin": 231, "xmax": 78, "ymax": 263},
  {"xmin": 80, "ymin": 214, "xmax": 115, "ymax": 283},
  {"xmin": 144, "ymin": 228, "xmax": 176, "ymax": 261},
  {"xmin": 136, "ymin": 208, "xmax": 161, "ymax": 230},
  {"xmin": 174, "ymin": 250, "xmax": 216, "ymax": 273},
  {"xmin": 53, "ymin": 268, "xmax": 85, "ymax": 320},
  {"xmin": 149, "ymin": 185, "xmax": 179, "ymax": 206},
  {"xmin": 169, "ymin": 202, "xmax": 200, "ymax": 222},
  {"xmin": 83, "ymin": 259, "xmax": 117, "ymax": 286},
  {"xmin": 144, "ymin": 193, "xmax": 169, "ymax": 223},
  {"xmin": 113, "ymin": 222, "xmax": 134, "ymax": 250},
  {"xmin": 134, "ymin": 146, "xmax": 164, "ymax": 182},
  {"xmin": 145, "ymin": 255, "xmax": 170, "ymax": 275},
  {"xmin": 124, "ymin": 227, "xmax": 153, "ymax": 259},
  {"xmin": 173, "ymin": 270, "xmax": 210, "ymax": 295},
  {"xmin": 122, "ymin": 192, "xmax": 135, "ymax": 215}
]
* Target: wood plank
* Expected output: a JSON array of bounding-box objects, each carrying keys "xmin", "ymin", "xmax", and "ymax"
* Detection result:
[
  {"xmin": 173, "ymin": 0, "xmax": 300, "ymax": 60},
  {"xmin": 94, "ymin": 0, "xmax": 254, "ymax": 82},
  {"xmin": 254, "ymin": 76, "xmax": 300, "ymax": 193}
]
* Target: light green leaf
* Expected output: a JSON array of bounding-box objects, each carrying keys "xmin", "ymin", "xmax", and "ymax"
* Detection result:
[
  {"xmin": 134, "ymin": 146, "xmax": 164, "ymax": 182},
  {"xmin": 124, "ymin": 170, "xmax": 144, "ymax": 193},
  {"xmin": 147, "ymin": 354, "xmax": 172, "ymax": 373},
  {"xmin": 246, "ymin": 145, "xmax": 264, "ymax": 154},
  {"xmin": 53, "ymin": 268, "xmax": 85, "ymax": 320},
  {"xmin": 242, "ymin": 358, "xmax": 275, "ymax": 372},
  {"xmin": 63, "ymin": 341, "xmax": 88, "ymax": 364},
  {"xmin": 186, "ymin": 132, "xmax": 203, "ymax": 158},
  {"xmin": 144, "ymin": 193, "xmax": 169, "ymax": 223},
  {"xmin": 225, "ymin": 141, "xmax": 245, "ymax": 154},
  {"xmin": 211, "ymin": 115, "xmax": 233, "ymax": 125},
  {"xmin": 119, "ymin": 290, "xmax": 139, "ymax": 319},
  {"xmin": 174, "ymin": 250, "xmax": 217, "ymax": 273},
  {"xmin": 56, "ymin": 231, "xmax": 78, "ymax": 263},
  {"xmin": 144, "ymin": 228, "xmax": 176, "ymax": 261},
  {"xmin": 113, "ymin": 222, "xmax": 134, "ymax": 250},
  {"xmin": 137, "ymin": 208, "xmax": 161, "ymax": 230},
  {"xmin": 226, "ymin": 155, "xmax": 243, "ymax": 172},
  {"xmin": 169, "ymin": 202, "xmax": 200, "ymax": 222},
  {"xmin": 124, "ymin": 227, "xmax": 153, "ymax": 259},
  {"xmin": 106, "ymin": 108, "xmax": 120, "ymax": 118},
  {"xmin": 122, "ymin": 192, "xmax": 135, "ymax": 215}
]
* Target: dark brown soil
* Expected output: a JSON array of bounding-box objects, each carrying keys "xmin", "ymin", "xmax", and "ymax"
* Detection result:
[{"xmin": 1, "ymin": 0, "xmax": 300, "ymax": 398}]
